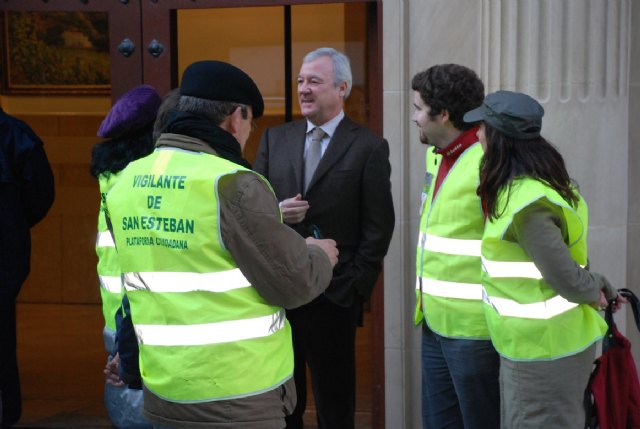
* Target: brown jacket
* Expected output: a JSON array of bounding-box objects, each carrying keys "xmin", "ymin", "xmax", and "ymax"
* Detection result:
[{"xmin": 142, "ymin": 133, "xmax": 333, "ymax": 428}]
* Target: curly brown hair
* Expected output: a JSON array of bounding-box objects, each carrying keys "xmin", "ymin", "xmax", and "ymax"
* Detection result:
[{"xmin": 411, "ymin": 64, "xmax": 484, "ymax": 130}]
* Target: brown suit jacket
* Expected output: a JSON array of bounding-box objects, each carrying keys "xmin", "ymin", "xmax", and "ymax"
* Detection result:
[{"xmin": 254, "ymin": 116, "xmax": 395, "ymax": 306}]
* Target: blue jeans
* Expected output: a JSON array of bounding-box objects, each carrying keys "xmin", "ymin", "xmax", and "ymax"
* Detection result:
[{"xmin": 421, "ymin": 326, "xmax": 500, "ymax": 429}]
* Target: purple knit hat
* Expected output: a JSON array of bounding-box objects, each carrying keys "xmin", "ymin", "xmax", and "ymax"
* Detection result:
[{"xmin": 97, "ymin": 85, "xmax": 162, "ymax": 138}]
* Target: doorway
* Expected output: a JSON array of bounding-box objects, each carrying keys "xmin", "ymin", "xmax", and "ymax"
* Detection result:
[{"xmin": 0, "ymin": 1, "xmax": 383, "ymax": 428}]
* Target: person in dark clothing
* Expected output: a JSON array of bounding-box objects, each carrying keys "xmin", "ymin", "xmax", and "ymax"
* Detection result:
[
  {"xmin": 0, "ymin": 108, "xmax": 55, "ymax": 429},
  {"xmin": 114, "ymin": 295, "xmax": 142, "ymax": 389}
]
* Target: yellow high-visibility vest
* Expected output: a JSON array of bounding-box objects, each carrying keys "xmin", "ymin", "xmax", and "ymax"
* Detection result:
[
  {"xmin": 482, "ymin": 177, "xmax": 607, "ymax": 360},
  {"xmin": 107, "ymin": 147, "xmax": 293, "ymax": 401}
]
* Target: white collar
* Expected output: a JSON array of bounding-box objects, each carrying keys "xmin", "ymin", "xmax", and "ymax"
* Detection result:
[{"xmin": 306, "ymin": 110, "xmax": 345, "ymax": 138}]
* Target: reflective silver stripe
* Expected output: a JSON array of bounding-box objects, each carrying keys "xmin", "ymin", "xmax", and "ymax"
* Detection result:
[
  {"xmin": 482, "ymin": 258, "xmax": 542, "ymax": 279},
  {"xmin": 123, "ymin": 269, "xmax": 250, "ymax": 293},
  {"xmin": 418, "ymin": 232, "xmax": 481, "ymax": 257},
  {"xmin": 482, "ymin": 258, "xmax": 586, "ymax": 279},
  {"xmin": 134, "ymin": 310, "xmax": 286, "ymax": 346},
  {"xmin": 97, "ymin": 231, "xmax": 115, "ymax": 248},
  {"xmin": 416, "ymin": 277, "xmax": 483, "ymax": 300},
  {"xmin": 99, "ymin": 275, "xmax": 122, "ymax": 293},
  {"xmin": 483, "ymin": 288, "xmax": 578, "ymax": 319}
]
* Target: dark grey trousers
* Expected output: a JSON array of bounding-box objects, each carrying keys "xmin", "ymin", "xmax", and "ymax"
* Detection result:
[{"xmin": 500, "ymin": 343, "xmax": 596, "ymax": 429}]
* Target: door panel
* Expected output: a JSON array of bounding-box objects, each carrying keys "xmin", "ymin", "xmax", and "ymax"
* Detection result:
[
  {"xmin": 176, "ymin": 7, "xmax": 286, "ymax": 163},
  {"xmin": 0, "ymin": 1, "xmax": 145, "ymax": 424}
]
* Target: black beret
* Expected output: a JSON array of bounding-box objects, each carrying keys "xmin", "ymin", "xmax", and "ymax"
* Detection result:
[{"xmin": 180, "ymin": 60, "xmax": 264, "ymax": 118}]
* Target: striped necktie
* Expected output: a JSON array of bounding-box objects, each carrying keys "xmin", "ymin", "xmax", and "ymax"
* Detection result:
[{"xmin": 304, "ymin": 127, "xmax": 326, "ymax": 192}]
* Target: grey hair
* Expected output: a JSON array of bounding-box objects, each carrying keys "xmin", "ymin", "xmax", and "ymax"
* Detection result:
[
  {"xmin": 303, "ymin": 47, "xmax": 352, "ymax": 99},
  {"xmin": 177, "ymin": 95, "xmax": 239, "ymax": 125}
]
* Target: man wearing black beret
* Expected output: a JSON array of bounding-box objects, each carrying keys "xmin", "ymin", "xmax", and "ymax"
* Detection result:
[{"xmin": 105, "ymin": 60, "xmax": 339, "ymax": 429}]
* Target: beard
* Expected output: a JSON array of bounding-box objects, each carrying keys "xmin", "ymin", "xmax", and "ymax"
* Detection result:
[{"xmin": 419, "ymin": 131, "xmax": 430, "ymax": 145}]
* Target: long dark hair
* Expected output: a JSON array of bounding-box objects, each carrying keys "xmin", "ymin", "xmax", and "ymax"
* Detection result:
[
  {"xmin": 478, "ymin": 124, "xmax": 579, "ymax": 220},
  {"xmin": 89, "ymin": 127, "xmax": 155, "ymax": 178}
]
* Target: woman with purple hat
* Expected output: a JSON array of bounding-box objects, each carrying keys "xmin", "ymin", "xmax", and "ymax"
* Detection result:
[
  {"xmin": 463, "ymin": 90, "xmax": 627, "ymax": 428},
  {"xmin": 90, "ymin": 84, "xmax": 162, "ymax": 429}
]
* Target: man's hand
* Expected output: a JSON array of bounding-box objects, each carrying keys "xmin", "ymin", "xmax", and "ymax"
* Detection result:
[
  {"xmin": 280, "ymin": 194, "xmax": 310, "ymax": 224},
  {"xmin": 306, "ymin": 237, "xmax": 339, "ymax": 267},
  {"xmin": 104, "ymin": 353, "xmax": 125, "ymax": 387}
]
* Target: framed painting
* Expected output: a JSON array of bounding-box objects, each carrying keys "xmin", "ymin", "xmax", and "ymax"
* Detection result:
[{"xmin": 1, "ymin": 11, "xmax": 110, "ymax": 95}]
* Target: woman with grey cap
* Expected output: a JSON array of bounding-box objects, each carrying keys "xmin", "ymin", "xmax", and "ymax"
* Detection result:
[{"xmin": 463, "ymin": 90, "xmax": 627, "ymax": 428}]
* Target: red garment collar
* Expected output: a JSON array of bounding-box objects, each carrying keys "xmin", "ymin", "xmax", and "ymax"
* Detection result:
[{"xmin": 435, "ymin": 127, "xmax": 479, "ymax": 160}]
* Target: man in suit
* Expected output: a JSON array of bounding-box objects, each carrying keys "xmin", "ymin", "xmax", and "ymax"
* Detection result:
[{"xmin": 254, "ymin": 47, "xmax": 395, "ymax": 429}]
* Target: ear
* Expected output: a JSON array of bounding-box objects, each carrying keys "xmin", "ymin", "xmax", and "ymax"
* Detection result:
[
  {"xmin": 227, "ymin": 106, "xmax": 242, "ymax": 135},
  {"xmin": 440, "ymin": 108, "xmax": 450, "ymax": 122},
  {"xmin": 338, "ymin": 81, "xmax": 348, "ymax": 98}
]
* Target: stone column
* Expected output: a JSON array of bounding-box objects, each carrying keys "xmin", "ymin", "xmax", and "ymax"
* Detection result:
[
  {"xmin": 628, "ymin": 0, "xmax": 640, "ymax": 366},
  {"xmin": 382, "ymin": 0, "xmax": 420, "ymax": 427}
]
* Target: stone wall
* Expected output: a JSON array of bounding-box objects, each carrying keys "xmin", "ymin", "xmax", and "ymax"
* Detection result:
[{"xmin": 382, "ymin": 1, "xmax": 636, "ymax": 427}]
